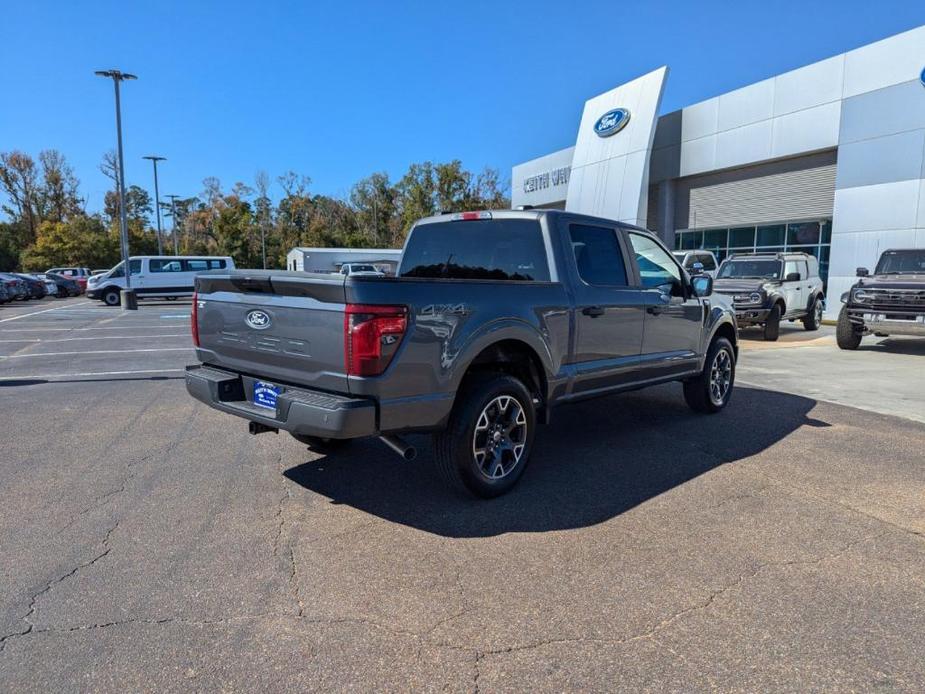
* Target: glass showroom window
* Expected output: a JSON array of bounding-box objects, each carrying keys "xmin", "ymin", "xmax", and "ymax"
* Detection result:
[{"xmin": 674, "ymin": 219, "xmax": 832, "ymax": 283}]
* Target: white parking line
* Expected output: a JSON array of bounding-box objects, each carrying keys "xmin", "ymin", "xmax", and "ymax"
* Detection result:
[
  {"xmin": 0, "ymin": 368, "xmax": 185, "ymax": 381},
  {"xmin": 0, "ymin": 347, "xmax": 192, "ymax": 359},
  {"xmin": 0, "ymin": 301, "xmax": 94, "ymax": 323},
  {"xmin": 0, "ymin": 334, "xmax": 188, "ymax": 343}
]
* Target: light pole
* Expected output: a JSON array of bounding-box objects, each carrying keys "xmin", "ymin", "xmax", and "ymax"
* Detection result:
[
  {"xmin": 95, "ymin": 68, "xmax": 138, "ymax": 310},
  {"xmin": 165, "ymin": 194, "xmax": 181, "ymax": 254},
  {"xmin": 143, "ymin": 155, "xmax": 166, "ymax": 255}
]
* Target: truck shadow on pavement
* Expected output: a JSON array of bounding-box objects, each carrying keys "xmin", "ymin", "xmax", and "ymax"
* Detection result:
[{"xmin": 284, "ymin": 384, "xmax": 827, "ymax": 538}]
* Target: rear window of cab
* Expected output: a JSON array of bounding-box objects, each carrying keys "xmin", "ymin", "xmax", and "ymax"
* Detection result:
[{"xmin": 399, "ymin": 220, "xmax": 550, "ymax": 281}]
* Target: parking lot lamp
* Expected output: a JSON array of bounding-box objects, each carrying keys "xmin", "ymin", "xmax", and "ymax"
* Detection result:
[
  {"xmin": 95, "ymin": 69, "xmax": 138, "ymax": 310},
  {"xmin": 143, "ymin": 156, "xmax": 166, "ymax": 255}
]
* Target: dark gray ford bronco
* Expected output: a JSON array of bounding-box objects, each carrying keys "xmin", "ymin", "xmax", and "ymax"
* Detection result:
[
  {"xmin": 713, "ymin": 252, "xmax": 825, "ymax": 341},
  {"xmin": 837, "ymin": 248, "xmax": 925, "ymax": 349},
  {"xmin": 187, "ymin": 210, "xmax": 738, "ymax": 497}
]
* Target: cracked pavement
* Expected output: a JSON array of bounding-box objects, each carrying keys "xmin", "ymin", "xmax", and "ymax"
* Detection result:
[{"xmin": 1, "ymin": 298, "xmax": 924, "ymax": 691}]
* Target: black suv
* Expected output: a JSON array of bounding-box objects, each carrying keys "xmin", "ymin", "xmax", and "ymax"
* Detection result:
[
  {"xmin": 837, "ymin": 248, "xmax": 925, "ymax": 350},
  {"xmin": 713, "ymin": 252, "xmax": 825, "ymax": 341}
]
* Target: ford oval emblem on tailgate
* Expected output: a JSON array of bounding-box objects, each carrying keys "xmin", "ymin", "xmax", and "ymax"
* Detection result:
[{"xmin": 245, "ymin": 309, "xmax": 271, "ymax": 330}]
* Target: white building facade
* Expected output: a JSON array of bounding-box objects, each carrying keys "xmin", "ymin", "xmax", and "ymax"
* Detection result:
[{"xmin": 512, "ymin": 25, "xmax": 925, "ymax": 317}]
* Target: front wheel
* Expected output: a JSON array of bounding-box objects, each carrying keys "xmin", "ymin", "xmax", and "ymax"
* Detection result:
[
  {"xmin": 433, "ymin": 373, "xmax": 536, "ymax": 498},
  {"xmin": 836, "ymin": 307, "xmax": 862, "ymax": 350},
  {"xmin": 102, "ymin": 288, "xmax": 121, "ymax": 306},
  {"xmin": 763, "ymin": 305, "xmax": 781, "ymax": 341},
  {"xmin": 803, "ymin": 297, "xmax": 823, "ymax": 331},
  {"xmin": 684, "ymin": 337, "xmax": 736, "ymax": 414}
]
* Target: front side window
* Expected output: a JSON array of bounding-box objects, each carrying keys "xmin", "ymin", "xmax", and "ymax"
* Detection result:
[
  {"xmin": 629, "ymin": 233, "xmax": 682, "ymax": 295},
  {"xmin": 184, "ymin": 260, "xmax": 209, "ymax": 272},
  {"xmin": 569, "ymin": 224, "xmax": 627, "ymax": 286},
  {"xmin": 400, "ymin": 220, "xmax": 550, "ymax": 281},
  {"xmin": 109, "ymin": 260, "xmax": 141, "ymax": 278},
  {"xmin": 784, "ymin": 260, "xmax": 802, "ymax": 280}
]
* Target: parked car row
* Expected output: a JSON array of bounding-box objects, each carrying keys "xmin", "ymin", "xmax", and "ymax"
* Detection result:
[{"xmin": 0, "ymin": 271, "xmax": 82, "ymax": 303}]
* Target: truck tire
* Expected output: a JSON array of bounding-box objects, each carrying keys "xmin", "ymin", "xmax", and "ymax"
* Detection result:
[
  {"xmin": 433, "ymin": 373, "xmax": 536, "ymax": 498},
  {"xmin": 683, "ymin": 336, "xmax": 736, "ymax": 414},
  {"xmin": 763, "ymin": 304, "xmax": 781, "ymax": 341},
  {"xmin": 836, "ymin": 307, "xmax": 862, "ymax": 350},
  {"xmin": 102, "ymin": 288, "xmax": 121, "ymax": 306},
  {"xmin": 802, "ymin": 297, "xmax": 823, "ymax": 331},
  {"xmin": 290, "ymin": 433, "xmax": 349, "ymax": 453}
]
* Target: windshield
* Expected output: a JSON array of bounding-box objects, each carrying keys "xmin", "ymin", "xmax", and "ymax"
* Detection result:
[
  {"xmin": 350, "ymin": 265, "xmax": 376, "ymax": 272},
  {"xmin": 875, "ymin": 250, "xmax": 925, "ymax": 275},
  {"xmin": 717, "ymin": 259, "xmax": 782, "ymax": 280},
  {"xmin": 400, "ymin": 219, "xmax": 550, "ymax": 281}
]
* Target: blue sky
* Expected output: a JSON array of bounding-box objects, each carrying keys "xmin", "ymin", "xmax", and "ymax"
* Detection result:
[{"xmin": 1, "ymin": 1, "xmax": 923, "ymax": 213}]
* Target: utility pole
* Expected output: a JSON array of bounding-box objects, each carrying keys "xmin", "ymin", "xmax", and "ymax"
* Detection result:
[
  {"xmin": 95, "ymin": 69, "xmax": 138, "ymax": 309},
  {"xmin": 165, "ymin": 194, "xmax": 181, "ymax": 254},
  {"xmin": 143, "ymin": 155, "xmax": 166, "ymax": 255}
]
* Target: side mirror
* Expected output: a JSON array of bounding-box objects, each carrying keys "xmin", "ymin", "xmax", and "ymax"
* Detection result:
[
  {"xmin": 690, "ymin": 261, "xmax": 705, "ymax": 275},
  {"xmin": 691, "ymin": 275, "xmax": 713, "ymax": 298},
  {"xmin": 785, "ymin": 272, "xmax": 801, "ymax": 282},
  {"xmin": 856, "ymin": 267, "xmax": 869, "ymax": 277}
]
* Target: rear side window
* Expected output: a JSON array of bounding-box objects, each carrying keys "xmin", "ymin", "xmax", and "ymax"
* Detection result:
[
  {"xmin": 399, "ymin": 220, "xmax": 550, "ymax": 281},
  {"xmin": 150, "ymin": 259, "xmax": 183, "ymax": 273},
  {"xmin": 569, "ymin": 224, "xmax": 627, "ymax": 286},
  {"xmin": 208, "ymin": 259, "xmax": 226, "ymax": 269}
]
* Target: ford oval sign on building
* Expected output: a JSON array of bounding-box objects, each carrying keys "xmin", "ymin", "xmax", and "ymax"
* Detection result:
[{"xmin": 594, "ymin": 108, "xmax": 631, "ymax": 137}]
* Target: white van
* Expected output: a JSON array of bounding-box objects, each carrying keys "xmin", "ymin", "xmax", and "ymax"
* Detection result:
[{"xmin": 86, "ymin": 256, "xmax": 235, "ymax": 306}]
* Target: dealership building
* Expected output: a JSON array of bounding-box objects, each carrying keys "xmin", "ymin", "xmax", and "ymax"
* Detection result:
[{"xmin": 512, "ymin": 24, "xmax": 925, "ymax": 316}]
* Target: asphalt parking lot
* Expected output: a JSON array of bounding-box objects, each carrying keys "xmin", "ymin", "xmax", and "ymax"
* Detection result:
[{"xmin": 1, "ymin": 296, "xmax": 923, "ymax": 691}]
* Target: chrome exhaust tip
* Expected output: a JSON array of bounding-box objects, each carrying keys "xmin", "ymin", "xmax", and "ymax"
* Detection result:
[{"xmin": 379, "ymin": 435, "xmax": 417, "ymax": 461}]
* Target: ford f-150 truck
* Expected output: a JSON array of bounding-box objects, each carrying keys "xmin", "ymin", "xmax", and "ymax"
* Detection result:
[{"xmin": 186, "ymin": 210, "xmax": 738, "ymax": 497}]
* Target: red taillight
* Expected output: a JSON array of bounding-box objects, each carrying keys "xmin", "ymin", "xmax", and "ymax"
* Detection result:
[
  {"xmin": 344, "ymin": 304, "xmax": 407, "ymax": 377},
  {"xmin": 191, "ymin": 291, "xmax": 200, "ymax": 347}
]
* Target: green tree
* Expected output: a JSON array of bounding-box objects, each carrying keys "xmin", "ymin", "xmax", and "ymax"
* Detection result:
[{"xmin": 20, "ymin": 216, "xmax": 118, "ymax": 270}]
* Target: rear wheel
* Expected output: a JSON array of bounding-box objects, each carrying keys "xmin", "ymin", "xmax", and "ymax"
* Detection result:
[
  {"xmin": 684, "ymin": 337, "xmax": 736, "ymax": 414},
  {"xmin": 433, "ymin": 373, "xmax": 535, "ymax": 498},
  {"xmin": 102, "ymin": 288, "xmax": 121, "ymax": 306},
  {"xmin": 836, "ymin": 307, "xmax": 862, "ymax": 350},
  {"xmin": 802, "ymin": 297, "xmax": 823, "ymax": 331},
  {"xmin": 763, "ymin": 304, "xmax": 781, "ymax": 341}
]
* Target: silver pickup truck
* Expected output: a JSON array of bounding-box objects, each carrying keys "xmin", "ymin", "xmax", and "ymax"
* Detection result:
[{"xmin": 187, "ymin": 209, "xmax": 738, "ymax": 497}]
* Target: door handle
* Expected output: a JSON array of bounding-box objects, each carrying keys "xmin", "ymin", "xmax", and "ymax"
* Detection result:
[
  {"xmin": 646, "ymin": 306, "xmax": 663, "ymax": 315},
  {"xmin": 582, "ymin": 306, "xmax": 605, "ymax": 317}
]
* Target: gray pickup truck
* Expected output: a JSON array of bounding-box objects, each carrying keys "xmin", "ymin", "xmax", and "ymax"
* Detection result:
[{"xmin": 186, "ymin": 210, "xmax": 738, "ymax": 497}]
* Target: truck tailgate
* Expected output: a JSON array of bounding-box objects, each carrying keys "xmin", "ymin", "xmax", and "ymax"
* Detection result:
[{"xmin": 194, "ymin": 271, "xmax": 348, "ymax": 392}]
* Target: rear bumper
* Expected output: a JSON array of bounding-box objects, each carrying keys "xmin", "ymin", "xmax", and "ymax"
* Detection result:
[{"xmin": 185, "ymin": 364, "xmax": 377, "ymax": 439}]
